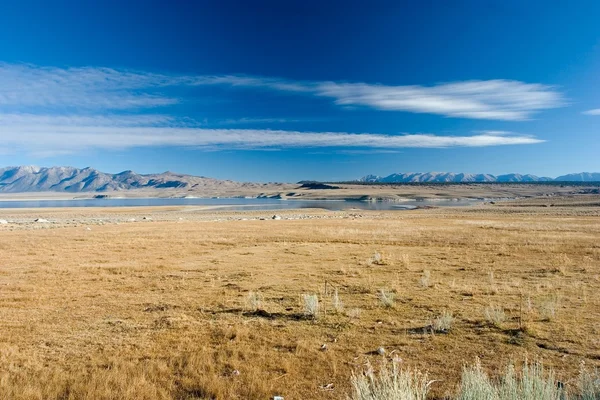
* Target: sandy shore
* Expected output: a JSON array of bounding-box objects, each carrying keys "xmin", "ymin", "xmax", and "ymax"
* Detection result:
[{"xmin": 0, "ymin": 182, "xmax": 597, "ymax": 203}]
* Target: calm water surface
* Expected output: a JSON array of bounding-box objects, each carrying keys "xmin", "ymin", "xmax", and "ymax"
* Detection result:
[{"xmin": 0, "ymin": 197, "xmax": 478, "ymax": 211}]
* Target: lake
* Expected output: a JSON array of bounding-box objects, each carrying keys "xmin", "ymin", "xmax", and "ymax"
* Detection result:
[{"xmin": 0, "ymin": 197, "xmax": 478, "ymax": 211}]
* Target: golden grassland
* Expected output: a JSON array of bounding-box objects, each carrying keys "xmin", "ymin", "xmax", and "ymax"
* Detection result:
[{"xmin": 0, "ymin": 203, "xmax": 599, "ymax": 399}]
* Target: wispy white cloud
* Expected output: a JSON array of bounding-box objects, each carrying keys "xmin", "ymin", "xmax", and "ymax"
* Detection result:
[
  {"xmin": 0, "ymin": 64, "xmax": 550, "ymax": 157},
  {"xmin": 0, "ymin": 63, "xmax": 181, "ymax": 109},
  {"xmin": 218, "ymin": 117, "xmax": 309, "ymax": 125},
  {"xmin": 582, "ymin": 109, "xmax": 600, "ymax": 115},
  {"xmin": 333, "ymin": 149, "xmax": 404, "ymax": 155},
  {"xmin": 186, "ymin": 75, "xmax": 564, "ymax": 120},
  {"xmin": 474, "ymin": 130, "xmax": 518, "ymax": 136},
  {"xmin": 310, "ymin": 80, "xmax": 563, "ymax": 120},
  {"xmin": 0, "ymin": 113, "xmax": 543, "ymax": 156},
  {"xmin": 0, "ymin": 113, "xmax": 177, "ymax": 127},
  {"xmin": 192, "ymin": 75, "xmax": 314, "ymax": 93},
  {"xmin": 0, "ymin": 63, "xmax": 565, "ymax": 120}
]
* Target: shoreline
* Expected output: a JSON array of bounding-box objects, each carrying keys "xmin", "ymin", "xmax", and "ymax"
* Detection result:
[
  {"xmin": 0, "ymin": 182, "xmax": 596, "ymax": 204},
  {"xmin": 0, "ymin": 195, "xmax": 487, "ymax": 212}
]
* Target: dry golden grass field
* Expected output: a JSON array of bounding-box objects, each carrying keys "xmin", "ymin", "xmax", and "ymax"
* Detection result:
[{"xmin": 0, "ymin": 202, "xmax": 599, "ymax": 399}]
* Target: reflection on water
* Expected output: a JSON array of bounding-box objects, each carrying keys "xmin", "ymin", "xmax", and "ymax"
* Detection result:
[{"xmin": 0, "ymin": 197, "xmax": 477, "ymax": 211}]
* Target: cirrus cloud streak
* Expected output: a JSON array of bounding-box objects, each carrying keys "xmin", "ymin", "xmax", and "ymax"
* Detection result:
[
  {"xmin": 0, "ymin": 113, "xmax": 543, "ymax": 156},
  {"xmin": 0, "ymin": 63, "xmax": 565, "ymax": 120},
  {"xmin": 582, "ymin": 109, "xmax": 600, "ymax": 115}
]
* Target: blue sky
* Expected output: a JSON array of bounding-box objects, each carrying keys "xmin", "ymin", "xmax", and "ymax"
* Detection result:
[{"xmin": 0, "ymin": 0, "xmax": 598, "ymax": 182}]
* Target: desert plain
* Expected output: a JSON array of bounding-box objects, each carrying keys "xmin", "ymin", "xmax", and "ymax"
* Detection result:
[{"xmin": 0, "ymin": 196, "xmax": 599, "ymax": 399}]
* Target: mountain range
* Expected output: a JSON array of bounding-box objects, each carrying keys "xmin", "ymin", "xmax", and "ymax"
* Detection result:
[
  {"xmin": 359, "ymin": 172, "xmax": 600, "ymax": 183},
  {"xmin": 0, "ymin": 166, "xmax": 243, "ymax": 193},
  {"xmin": 0, "ymin": 166, "xmax": 599, "ymax": 194}
]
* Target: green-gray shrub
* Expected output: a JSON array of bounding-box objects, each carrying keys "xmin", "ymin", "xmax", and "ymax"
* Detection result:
[
  {"xmin": 302, "ymin": 294, "xmax": 319, "ymax": 319},
  {"xmin": 246, "ymin": 291, "xmax": 261, "ymax": 311},
  {"xmin": 378, "ymin": 289, "xmax": 395, "ymax": 308},
  {"xmin": 332, "ymin": 289, "xmax": 344, "ymax": 313},
  {"xmin": 349, "ymin": 360, "xmax": 431, "ymax": 400},
  {"xmin": 484, "ymin": 305, "xmax": 506, "ymax": 326},
  {"xmin": 578, "ymin": 365, "xmax": 600, "ymax": 400},
  {"xmin": 457, "ymin": 360, "xmax": 563, "ymax": 400},
  {"xmin": 432, "ymin": 311, "xmax": 454, "ymax": 333}
]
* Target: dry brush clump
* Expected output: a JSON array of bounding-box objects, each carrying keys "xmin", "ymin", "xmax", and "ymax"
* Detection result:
[
  {"xmin": 457, "ymin": 360, "xmax": 563, "ymax": 400},
  {"xmin": 349, "ymin": 359, "xmax": 600, "ymax": 400},
  {"xmin": 378, "ymin": 288, "xmax": 395, "ymax": 308},
  {"xmin": 347, "ymin": 308, "xmax": 362, "ymax": 319},
  {"xmin": 484, "ymin": 305, "xmax": 507, "ymax": 327},
  {"xmin": 246, "ymin": 290, "xmax": 262, "ymax": 311},
  {"xmin": 420, "ymin": 270, "xmax": 431, "ymax": 288},
  {"xmin": 349, "ymin": 359, "xmax": 431, "ymax": 400},
  {"xmin": 577, "ymin": 364, "xmax": 600, "ymax": 400},
  {"xmin": 302, "ymin": 293, "xmax": 320, "ymax": 319},
  {"xmin": 539, "ymin": 294, "xmax": 560, "ymax": 321},
  {"xmin": 368, "ymin": 252, "xmax": 387, "ymax": 266},
  {"xmin": 332, "ymin": 288, "xmax": 344, "ymax": 313},
  {"xmin": 432, "ymin": 311, "xmax": 454, "ymax": 333}
]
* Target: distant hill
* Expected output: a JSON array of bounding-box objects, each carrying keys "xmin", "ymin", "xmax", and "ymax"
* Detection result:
[
  {"xmin": 554, "ymin": 172, "xmax": 600, "ymax": 182},
  {"xmin": 358, "ymin": 172, "xmax": 599, "ymax": 183},
  {"xmin": 0, "ymin": 166, "xmax": 241, "ymax": 193}
]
